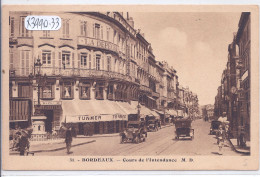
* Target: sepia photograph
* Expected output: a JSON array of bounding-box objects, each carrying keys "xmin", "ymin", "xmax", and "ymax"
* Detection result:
[{"xmin": 2, "ymin": 5, "xmax": 259, "ymax": 171}]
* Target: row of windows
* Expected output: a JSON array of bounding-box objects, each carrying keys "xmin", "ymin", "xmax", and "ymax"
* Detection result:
[
  {"xmin": 10, "ymin": 17, "xmax": 130, "ymax": 45},
  {"xmin": 15, "ymin": 83, "xmax": 137, "ymax": 101},
  {"xmin": 10, "ymin": 16, "xmax": 142, "ymax": 62},
  {"xmin": 10, "ymin": 49, "xmax": 127, "ymax": 72}
]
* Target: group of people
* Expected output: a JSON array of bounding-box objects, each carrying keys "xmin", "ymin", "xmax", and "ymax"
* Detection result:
[{"xmin": 11, "ymin": 127, "xmax": 32, "ymax": 156}]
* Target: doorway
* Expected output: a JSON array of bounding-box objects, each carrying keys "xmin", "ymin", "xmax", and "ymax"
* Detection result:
[{"xmin": 44, "ymin": 110, "xmax": 54, "ymax": 133}]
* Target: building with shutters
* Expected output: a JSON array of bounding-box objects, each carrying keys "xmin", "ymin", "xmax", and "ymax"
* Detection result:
[
  {"xmin": 9, "ymin": 11, "xmax": 163, "ymax": 136},
  {"xmin": 9, "ymin": 11, "xmax": 194, "ymax": 137},
  {"xmin": 214, "ymin": 12, "xmax": 250, "ymax": 141}
]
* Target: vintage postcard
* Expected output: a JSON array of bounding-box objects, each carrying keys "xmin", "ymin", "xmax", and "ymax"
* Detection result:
[{"xmin": 1, "ymin": 5, "xmax": 259, "ymax": 171}]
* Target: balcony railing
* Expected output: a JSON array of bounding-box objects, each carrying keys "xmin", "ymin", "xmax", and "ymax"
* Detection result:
[{"xmin": 11, "ymin": 67, "xmax": 133, "ymax": 83}]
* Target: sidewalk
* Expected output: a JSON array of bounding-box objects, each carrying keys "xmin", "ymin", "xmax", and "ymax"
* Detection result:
[
  {"xmin": 28, "ymin": 123, "xmax": 173, "ymax": 146},
  {"xmin": 10, "ymin": 137, "xmax": 96, "ymax": 155},
  {"xmin": 10, "ymin": 124, "xmax": 173, "ymax": 155},
  {"xmin": 228, "ymin": 138, "xmax": 250, "ymax": 155}
]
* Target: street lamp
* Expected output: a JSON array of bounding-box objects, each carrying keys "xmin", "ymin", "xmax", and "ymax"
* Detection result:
[
  {"xmin": 137, "ymin": 94, "xmax": 142, "ymax": 121},
  {"xmin": 34, "ymin": 58, "xmax": 46, "ymax": 107},
  {"xmin": 35, "ymin": 58, "xmax": 42, "ymax": 76}
]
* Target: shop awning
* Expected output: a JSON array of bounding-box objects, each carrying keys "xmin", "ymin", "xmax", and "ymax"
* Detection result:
[
  {"xmin": 31, "ymin": 116, "xmax": 47, "ymax": 120},
  {"xmin": 9, "ymin": 99, "xmax": 30, "ymax": 122},
  {"xmin": 62, "ymin": 100, "xmax": 128, "ymax": 123},
  {"xmin": 154, "ymin": 110, "xmax": 164, "ymax": 115},
  {"xmin": 130, "ymin": 101, "xmax": 154, "ymax": 117},
  {"xmin": 150, "ymin": 110, "xmax": 160, "ymax": 119},
  {"xmin": 115, "ymin": 101, "xmax": 137, "ymax": 115}
]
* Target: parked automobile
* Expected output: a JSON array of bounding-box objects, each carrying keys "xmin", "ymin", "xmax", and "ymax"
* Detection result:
[
  {"xmin": 120, "ymin": 121, "xmax": 147, "ymax": 144},
  {"xmin": 174, "ymin": 118, "xmax": 194, "ymax": 140},
  {"xmin": 209, "ymin": 120, "xmax": 222, "ymax": 135},
  {"xmin": 147, "ymin": 119, "xmax": 159, "ymax": 132}
]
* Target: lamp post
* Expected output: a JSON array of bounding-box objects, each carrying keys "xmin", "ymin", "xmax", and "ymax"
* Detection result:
[
  {"xmin": 137, "ymin": 94, "xmax": 142, "ymax": 121},
  {"xmin": 34, "ymin": 58, "xmax": 42, "ymax": 106},
  {"xmin": 34, "ymin": 58, "xmax": 47, "ymax": 107}
]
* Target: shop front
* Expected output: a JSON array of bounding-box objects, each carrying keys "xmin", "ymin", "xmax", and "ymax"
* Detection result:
[
  {"xmin": 62, "ymin": 100, "xmax": 129, "ymax": 135},
  {"xmin": 34, "ymin": 101, "xmax": 62, "ymax": 133}
]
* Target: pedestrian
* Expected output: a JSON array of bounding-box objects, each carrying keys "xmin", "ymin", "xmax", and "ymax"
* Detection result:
[
  {"xmin": 83, "ymin": 123, "xmax": 88, "ymax": 136},
  {"xmin": 65, "ymin": 127, "xmax": 73, "ymax": 154},
  {"xmin": 17, "ymin": 132, "xmax": 29, "ymax": 156},
  {"xmin": 217, "ymin": 125, "xmax": 225, "ymax": 155}
]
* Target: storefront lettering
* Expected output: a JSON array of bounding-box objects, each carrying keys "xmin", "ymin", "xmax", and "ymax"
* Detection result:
[
  {"xmin": 79, "ymin": 37, "xmax": 117, "ymax": 52},
  {"xmin": 66, "ymin": 114, "xmax": 128, "ymax": 123},
  {"xmin": 113, "ymin": 114, "xmax": 127, "ymax": 120},
  {"xmin": 78, "ymin": 115, "xmax": 102, "ymax": 121}
]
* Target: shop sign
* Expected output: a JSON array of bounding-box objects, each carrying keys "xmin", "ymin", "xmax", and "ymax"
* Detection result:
[
  {"xmin": 66, "ymin": 114, "xmax": 128, "ymax": 123},
  {"xmin": 34, "ymin": 101, "xmax": 62, "ymax": 105},
  {"xmin": 78, "ymin": 37, "xmax": 118, "ymax": 53}
]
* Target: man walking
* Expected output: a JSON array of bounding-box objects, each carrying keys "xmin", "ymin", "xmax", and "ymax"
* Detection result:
[{"xmin": 65, "ymin": 127, "xmax": 73, "ymax": 154}]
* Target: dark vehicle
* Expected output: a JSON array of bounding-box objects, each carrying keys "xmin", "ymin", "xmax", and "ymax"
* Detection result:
[
  {"xmin": 145, "ymin": 116, "xmax": 160, "ymax": 132},
  {"xmin": 210, "ymin": 121, "xmax": 222, "ymax": 135},
  {"xmin": 120, "ymin": 121, "xmax": 147, "ymax": 144},
  {"xmin": 174, "ymin": 118, "xmax": 194, "ymax": 140},
  {"xmin": 147, "ymin": 119, "xmax": 159, "ymax": 132}
]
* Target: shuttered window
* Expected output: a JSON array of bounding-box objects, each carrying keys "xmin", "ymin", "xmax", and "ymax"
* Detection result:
[
  {"xmin": 18, "ymin": 84, "xmax": 32, "ymax": 98},
  {"xmin": 10, "ymin": 17, "xmax": 14, "ymax": 37},
  {"xmin": 20, "ymin": 50, "xmax": 30, "ymax": 76},
  {"xmin": 20, "ymin": 16, "xmax": 31, "ymax": 37},
  {"xmin": 80, "ymin": 21, "xmax": 87, "ymax": 36}
]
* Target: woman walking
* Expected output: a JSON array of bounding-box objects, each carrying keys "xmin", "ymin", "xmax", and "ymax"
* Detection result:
[{"xmin": 217, "ymin": 125, "xmax": 225, "ymax": 155}]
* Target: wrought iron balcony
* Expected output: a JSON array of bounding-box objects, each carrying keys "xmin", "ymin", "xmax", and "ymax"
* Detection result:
[
  {"xmin": 9, "ymin": 37, "xmax": 18, "ymax": 44},
  {"xmin": 11, "ymin": 67, "xmax": 134, "ymax": 83}
]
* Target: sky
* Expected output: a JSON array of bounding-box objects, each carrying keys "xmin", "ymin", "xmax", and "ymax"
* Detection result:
[{"xmin": 130, "ymin": 12, "xmax": 241, "ymax": 106}]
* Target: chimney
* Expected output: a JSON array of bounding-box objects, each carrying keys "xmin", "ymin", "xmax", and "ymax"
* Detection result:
[{"xmin": 127, "ymin": 12, "xmax": 129, "ymax": 20}]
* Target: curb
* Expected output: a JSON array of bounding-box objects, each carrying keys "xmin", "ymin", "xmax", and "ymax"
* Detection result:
[
  {"xmin": 10, "ymin": 140, "xmax": 96, "ymax": 155},
  {"xmin": 227, "ymin": 139, "xmax": 250, "ymax": 155}
]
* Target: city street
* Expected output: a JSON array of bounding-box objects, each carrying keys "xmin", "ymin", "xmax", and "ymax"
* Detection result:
[{"xmin": 18, "ymin": 119, "xmax": 240, "ymax": 156}]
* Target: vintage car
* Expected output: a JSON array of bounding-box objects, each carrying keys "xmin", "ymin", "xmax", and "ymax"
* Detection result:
[
  {"xmin": 174, "ymin": 118, "xmax": 194, "ymax": 140},
  {"xmin": 146, "ymin": 118, "xmax": 160, "ymax": 132},
  {"xmin": 209, "ymin": 120, "xmax": 222, "ymax": 135},
  {"xmin": 120, "ymin": 121, "xmax": 147, "ymax": 144}
]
